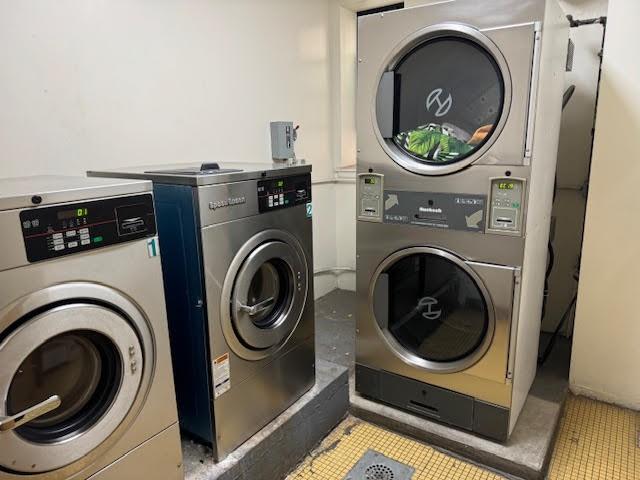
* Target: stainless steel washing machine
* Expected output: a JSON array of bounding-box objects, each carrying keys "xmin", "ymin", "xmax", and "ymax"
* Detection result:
[
  {"xmin": 88, "ymin": 163, "xmax": 315, "ymax": 461},
  {"xmin": 0, "ymin": 176, "xmax": 182, "ymax": 479},
  {"xmin": 356, "ymin": 0, "xmax": 569, "ymax": 440}
]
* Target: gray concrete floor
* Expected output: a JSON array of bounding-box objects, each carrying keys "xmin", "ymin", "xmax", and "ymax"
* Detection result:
[
  {"xmin": 315, "ymin": 289, "xmax": 571, "ymax": 480},
  {"xmin": 182, "ymin": 360, "xmax": 349, "ymax": 480},
  {"xmin": 315, "ymin": 289, "xmax": 357, "ymax": 374}
]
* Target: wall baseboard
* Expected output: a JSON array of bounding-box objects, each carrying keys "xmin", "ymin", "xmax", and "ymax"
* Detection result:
[{"xmin": 569, "ymin": 384, "xmax": 640, "ymax": 411}]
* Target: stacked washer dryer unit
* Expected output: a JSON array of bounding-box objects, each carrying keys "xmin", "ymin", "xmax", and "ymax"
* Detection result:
[
  {"xmin": 355, "ymin": 0, "xmax": 569, "ymax": 440},
  {"xmin": 0, "ymin": 176, "xmax": 182, "ymax": 479},
  {"xmin": 88, "ymin": 162, "xmax": 315, "ymax": 460}
]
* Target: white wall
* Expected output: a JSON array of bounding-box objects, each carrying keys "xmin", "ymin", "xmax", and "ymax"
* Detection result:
[
  {"xmin": 0, "ymin": 0, "xmax": 338, "ymax": 299},
  {"xmin": 570, "ymin": 0, "xmax": 640, "ymax": 409}
]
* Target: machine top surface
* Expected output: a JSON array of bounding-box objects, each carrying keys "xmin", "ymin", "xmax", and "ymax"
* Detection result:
[
  {"xmin": 0, "ymin": 175, "xmax": 152, "ymax": 211},
  {"xmin": 88, "ymin": 161, "xmax": 312, "ymax": 187}
]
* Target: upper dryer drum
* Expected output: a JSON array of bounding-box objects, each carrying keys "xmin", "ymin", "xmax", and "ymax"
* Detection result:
[{"xmin": 375, "ymin": 24, "xmax": 512, "ymax": 176}]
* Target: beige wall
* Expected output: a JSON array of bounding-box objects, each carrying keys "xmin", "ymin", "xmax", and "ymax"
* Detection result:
[
  {"xmin": 0, "ymin": 0, "xmax": 339, "ymax": 298},
  {"xmin": 570, "ymin": 0, "xmax": 640, "ymax": 409}
]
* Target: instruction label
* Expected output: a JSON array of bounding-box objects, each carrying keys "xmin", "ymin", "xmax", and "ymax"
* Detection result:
[{"xmin": 213, "ymin": 353, "xmax": 231, "ymax": 398}]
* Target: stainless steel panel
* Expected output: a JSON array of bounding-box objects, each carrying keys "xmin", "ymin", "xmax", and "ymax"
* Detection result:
[
  {"xmin": 86, "ymin": 423, "xmax": 183, "ymax": 480},
  {"xmin": 0, "ymin": 303, "xmax": 143, "ymax": 473},
  {"xmin": 212, "ymin": 338, "xmax": 315, "ymax": 461},
  {"xmin": 356, "ymin": 237, "xmax": 516, "ymax": 407},
  {"xmin": 0, "ymin": 176, "xmax": 151, "ymax": 211},
  {"xmin": 196, "ymin": 180, "xmax": 260, "ymax": 227},
  {"xmin": 0, "ymin": 209, "xmax": 29, "ymax": 271},
  {"xmin": 200, "ymin": 202, "xmax": 315, "ymax": 460},
  {"xmin": 88, "ymin": 161, "xmax": 312, "ymax": 187},
  {"xmin": 357, "ymin": 6, "xmax": 537, "ymax": 179},
  {"xmin": 0, "ymin": 236, "xmax": 180, "ymax": 480},
  {"xmin": 201, "ymin": 204, "xmax": 314, "ymax": 387},
  {"xmin": 357, "ymin": 220, "xmax": 524, "ymax": 268}
]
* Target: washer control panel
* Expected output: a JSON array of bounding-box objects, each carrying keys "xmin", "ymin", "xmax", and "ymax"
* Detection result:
[
  {"xmin": 257, "ymin": 173, "xmax": 311, "ymax": 213},
  {"xmin": 488, "ymin": 178, "xmax": 524, "ymax": 234},
  {"xmin": 358, "ymin": 173, "xmax": 384, "ymax": 222},
  {"xmin": 20, "ymin": 194, "xmax": 156, "ymax": 263}
]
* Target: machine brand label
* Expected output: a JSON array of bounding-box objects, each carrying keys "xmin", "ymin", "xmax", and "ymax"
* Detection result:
[
  {"xmin": 418, "ymin": 297, "xmax": 442, "ymax": 321},
  {"xmin": 208, "ymin": 196, "xmax": 246, "ymax": 211},
  {"xmin": 384, "ymin": 190, "xmax": 486, "ymax": 233},
  {"xmin": 426, "ymin": 88, "xmax": 453, "ymax": 118}
]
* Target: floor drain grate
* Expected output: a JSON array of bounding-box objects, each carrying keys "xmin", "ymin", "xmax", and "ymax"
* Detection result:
[
  {"xmin": 344, "ymin": 449, "xmax": 414, "ymax": 480},
  {"xmin": 365, "ymin": 464, "xmax": 394, "ymax": 480}
]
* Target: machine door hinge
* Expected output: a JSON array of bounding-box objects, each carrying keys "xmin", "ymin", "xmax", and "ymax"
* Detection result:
[
  {"xmin": 524, "ymin": 22, "xmax": 543, "ymax": 163},
  {"xmin": 506, "ymin": 268, "xmax": 522, "ymax": 383}
]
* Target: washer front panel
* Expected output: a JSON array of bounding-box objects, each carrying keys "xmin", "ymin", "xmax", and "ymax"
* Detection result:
[
  {"xmin": 0, "ymin": 304, "xmax": 143, "ymax": 473},
  {"xmin": 0, "ymin": 281, "xmax": 161, "ymax": 479}
]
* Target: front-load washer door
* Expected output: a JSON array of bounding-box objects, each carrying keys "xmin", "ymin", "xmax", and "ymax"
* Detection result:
[
  {"xmin": 374, "ymin": 24, "xmax": 512, "ymax": 176},
  {"xmin": 370, "ymin": 247, "xmax": 496, "ymax": 374},
  {"xmin": 221, "ymin": 230, "xmax": 309, "ymax": 361},
  {"xmin": 0, "ymin": 301, "xmax": 146, "ymax": 474}
]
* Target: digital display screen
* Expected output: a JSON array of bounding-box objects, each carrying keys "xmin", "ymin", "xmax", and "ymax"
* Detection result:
[
  {"xmin": 57, "ymin": 208, "xmax": 89, "ymax": 220},
  {"xmin": 276, "ymin": 180, "xmax": 284, "ymax": 188},
  {"xmin": 364, "ymin": 178, "xmax": 377, "ymax": 185},
  {"xmin": 498, "ymin": 182, "xmax": 515, "ymax": 190}
]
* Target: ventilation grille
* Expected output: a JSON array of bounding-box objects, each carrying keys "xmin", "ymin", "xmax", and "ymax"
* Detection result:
[{"xmin": 566, "ymin": 38, "xmax": 575, "ymax": 72}]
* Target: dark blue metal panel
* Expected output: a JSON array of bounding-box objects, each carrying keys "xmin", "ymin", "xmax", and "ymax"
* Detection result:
[{"xmin": 153, "ymin": 184, "xmax": 214, "ymax": 444}]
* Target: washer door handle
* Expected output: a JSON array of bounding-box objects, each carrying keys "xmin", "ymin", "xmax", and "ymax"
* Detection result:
[
  {"xmin": 0, "ymin": 395, "xmax": 61, "ymax": 432},
  {"xmin": 238, "ymin": 297, "xmax": 275, "ymax": 316}
]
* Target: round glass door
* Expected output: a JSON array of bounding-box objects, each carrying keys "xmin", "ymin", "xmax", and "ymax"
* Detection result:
[
  {"xmin": 226, "ymin": 236, "xmax": 308, "ymax": 357},
  {"xmin": 372, "ymin": 248, "xmax": 495, "ymax": 373},
  {"xmin": 0, "ymin": 303, "xmax": 144, "ymax": 473},
  {"xmin": 375, "ymin": 25, "xmax": 510, "ymax": 175},
  {"xmin": 244, "ymin": 259, "xmax": 291, "ymax": 329},
  {"xmin": 6, "ymin": 331, "xmax": 121, "ymax": 444}
]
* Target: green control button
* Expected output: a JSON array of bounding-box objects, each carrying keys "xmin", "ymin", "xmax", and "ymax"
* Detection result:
[
  {"xmin": 513, "ymin": 202, "xmax": 520, "ymax": 208},
  {"xmin": 93, "ymin": 236, "xmax": 104, "ymax": 243}
]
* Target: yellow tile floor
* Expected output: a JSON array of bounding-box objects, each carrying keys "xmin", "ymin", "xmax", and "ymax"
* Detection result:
[
  {"xmin": 288, "ymin": 395, "xmax": 640, "ymax": 480},
  {"xmin": 548, "ymin": 395, "xmax": 639, "ymax": 480}
]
